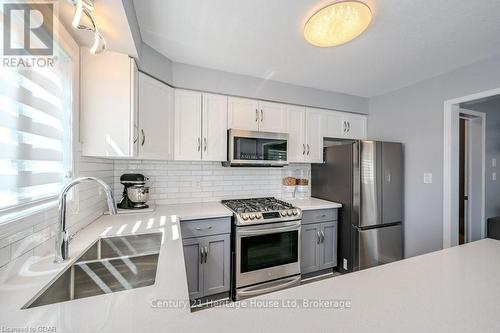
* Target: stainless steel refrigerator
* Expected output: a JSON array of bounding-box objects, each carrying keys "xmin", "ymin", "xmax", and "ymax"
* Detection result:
[{"xmin": 312, "ymin": 140, "xmax": 403, "ymax": 273}]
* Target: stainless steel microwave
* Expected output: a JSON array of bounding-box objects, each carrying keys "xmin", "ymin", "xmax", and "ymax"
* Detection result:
[{"xmin": 223, "ymin": 129, "xmax": 288, "ymax": 167}]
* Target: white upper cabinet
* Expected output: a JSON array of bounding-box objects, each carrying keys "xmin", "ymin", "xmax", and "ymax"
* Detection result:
[
  {"xmin": 288, "ymin": 106, "xmax": 324, "ymax": 163},
  {"xmin": 259, "ymin": 101, "xmax": 288, "ymax": 133},
  {"xmin": 227, "ymin": 97, "xmax": 259, "ymax": 131},
  {"xmin": 228, "ymin": 97, "xmax": 288, "ymax": 133},
  {"xmin": 342, "ymin": 114, "xmax": 367, "ymax": 139},
  {"xmin": 138, "ymin": 73, "xmax": 174, "ymax": 160},
  {"xmin": 324, "ymin": 111, "xmax": 367, "ymax": 139},
  {"xmin": 305, "ymin": 108, "xmax": 324, "ymax": 163},
  {"xmin": 202, "ymin": 93, "xmax": 228, "ymax": 161},
  {"xmin": 81, "ymin": 50, "xmax": 138, "ymax": 158},
  {"xmin": 175, "ymin": 90, "xmax": 228, "ymax": 161},
  {"xmin": 174, "ymin": 90, "xmax": 203, "ymax": 160},
  {"xmin": 287, "ymin": 105, "xmax": 307, "ymax": 163}
]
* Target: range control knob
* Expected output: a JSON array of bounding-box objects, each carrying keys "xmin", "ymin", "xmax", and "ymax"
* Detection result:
[
  {"xmin": 249, "ymin": 214, "xmax": 256, "ymax": 220},
  {"xmin": 256, "ymin": 213, "xmax": 262, "ymax": 219},
  {"xmin": 287, "ymin": 210, "xmax": 293, "ymax": 216},
  {"xmin": 241, "ymin": 214, "xmax": 249, "ymax": 221},
  {"xmin": 280, "ymin": 211, "xmax": 287, "ymax": 217},
  {"xmin": 292, "ymin": 210, "xmax": 299, "ymax": 216}
]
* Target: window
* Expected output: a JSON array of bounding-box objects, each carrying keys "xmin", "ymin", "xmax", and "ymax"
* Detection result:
[{"xmin": 0, "ymin": 12, "xmax": 74, "ymax": 215}]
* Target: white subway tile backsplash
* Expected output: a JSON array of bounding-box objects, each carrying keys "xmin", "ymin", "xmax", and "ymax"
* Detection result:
[{"xmin": 113, "ymin": 161, "xmax": 311, "ymax": 205}]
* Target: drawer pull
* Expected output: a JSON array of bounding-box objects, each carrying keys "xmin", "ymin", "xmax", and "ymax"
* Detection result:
[
  {"xmin": 317, "ymin": 214, "xmax": 327, "ymax": 218},
  {"xmin": 195, "ymin": 226, "xmax": 213, "ymax": 231}
]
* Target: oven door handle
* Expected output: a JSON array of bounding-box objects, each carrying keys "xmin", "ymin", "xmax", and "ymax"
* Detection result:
[
  {"xmin": 236, "ymin": 275, "xmax": 301, "ymax": 298},
  {"xmin": 237, "ymin": 224, "xmax": 300, "ymax": 237}
]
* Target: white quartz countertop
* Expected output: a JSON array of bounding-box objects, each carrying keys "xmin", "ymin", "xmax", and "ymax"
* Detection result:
[
  {"xmin": 285, "ymin": 197, "xmax": 342, "ymax": 210},
  {"xmin": 148, "ymin": 201, "xmax": 233, "ymax": 221},
  {"xmin": 2, "ymin": 202, "xmax": 500, "ymax": 332}
]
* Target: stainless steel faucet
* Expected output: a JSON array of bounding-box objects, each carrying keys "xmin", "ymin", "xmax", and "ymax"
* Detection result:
[{"xmin": 55, "ymin": 177, "xmax": 117, "ymax": 263}]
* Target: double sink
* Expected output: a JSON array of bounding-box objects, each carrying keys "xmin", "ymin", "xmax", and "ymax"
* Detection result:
[{"xmin": 23, "ymin": 233, "xmax": 162, "ymax": 309}]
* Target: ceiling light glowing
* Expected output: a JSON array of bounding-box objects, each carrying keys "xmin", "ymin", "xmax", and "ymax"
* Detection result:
[
  {"xmin": 71, "ymin": 0, "xmax": 106, "ymax": 54},
  {"xmin": 304, "ymin": 1, "xmax": 372, "ymax": 47}
]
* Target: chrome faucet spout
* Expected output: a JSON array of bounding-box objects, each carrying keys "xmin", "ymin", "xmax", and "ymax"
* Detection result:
[{"xmin": 55, "ymin": 177, "xmax": 117, "ymax": 263}]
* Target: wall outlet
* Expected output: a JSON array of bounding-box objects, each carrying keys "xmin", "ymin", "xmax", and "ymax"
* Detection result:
[
  {"xmin": 343, "ymin": 258, "xmax": 348, "ymax": 270},
  {"xmin": 493, "ymin": 172, "xmax": 497, "ymax": 181},
  {"xmin": 424, "ymin": 173, "xmax": 433, "ymax": 184},
  {"xmin": 493, "ymin": 158, "xmax": 497, "ymax": 168}
]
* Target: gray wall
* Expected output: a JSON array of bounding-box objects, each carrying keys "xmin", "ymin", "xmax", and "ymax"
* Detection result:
[
  {"xmin": 171, "ymin": 62, "xmax": 368, "ymax": 113},
  {"xmin": 121, "ymin": 0, "xmax": 142, "ymax": 58},
  {"xmin": 138, "ymin": 43, "xmax": 174, "ymax": 84},
  {"xmin": 368, "ymin": 55, "xmax": 500, "ymax": 258},
  {"xmin": 466, "ymin": 98, "xmax": 500, "ymax": 221}
]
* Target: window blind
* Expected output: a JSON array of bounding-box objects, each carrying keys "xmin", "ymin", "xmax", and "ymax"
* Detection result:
[{"xmin": 0, "ymin": 16, "xmax": 73, "ymax": 212}]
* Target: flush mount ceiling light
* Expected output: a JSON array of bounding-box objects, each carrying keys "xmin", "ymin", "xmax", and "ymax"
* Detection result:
[
  {"xmin": 71, "ymin": 0, "xmax": 106, "ymax": 54},
  {"xmin": 304, "ymin": 1, "xmax": 372, "ymax": 47}
]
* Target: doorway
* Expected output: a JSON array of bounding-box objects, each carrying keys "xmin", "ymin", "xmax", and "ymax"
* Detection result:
[
  {"xmin": 444, "ymin": 89, "xmax": 492, "ymax": 248},
  {"xmin": 459, "ymin": 118, "xmax": 468, "ymax": 245},
  {"xmin": 458, "ymin": 113, "xmax": 484, "ymax": 245}
]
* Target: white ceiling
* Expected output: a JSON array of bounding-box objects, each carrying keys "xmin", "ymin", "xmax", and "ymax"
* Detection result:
[{"xmin": 133, "ymin": 0, "xmax": 500, "ymax": 97}]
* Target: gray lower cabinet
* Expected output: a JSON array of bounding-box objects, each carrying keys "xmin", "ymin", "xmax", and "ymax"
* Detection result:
[
  {"xmin": 301, "ymin": 219, "xmax": 338, "ymax": 275},
  {"xmin": 183, "ymin": 237, "xmax": 204, "ymax": 299},
  {"xmin": 203, "ymin": 234, "xmax": 231, "ymax": 296},
  {"xmin": 181, "ymin": 218, "xmax": 231, "ymax": 299},
  {"xmin": 301, "ymin": 224, "xmax": 321, "ymax": 273}
]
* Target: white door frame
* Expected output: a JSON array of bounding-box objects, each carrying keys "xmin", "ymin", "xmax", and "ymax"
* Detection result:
[{"xmin": 443, "ymin": 88, "xmax": 500, "ymax": 248}]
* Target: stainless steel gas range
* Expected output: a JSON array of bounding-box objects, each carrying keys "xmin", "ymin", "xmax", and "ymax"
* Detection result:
[{"xmin": 221, "ymin": 197, "xmax": 302, "ymax": 300}]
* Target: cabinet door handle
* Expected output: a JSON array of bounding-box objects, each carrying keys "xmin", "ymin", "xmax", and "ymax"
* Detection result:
[
  {"xmin": 302, "ymin": 144, "xmax": 306, "ymax": 155},
  {"xmin": 260, "ymin": 109, "xmax": 263, "ymax": 122},
  {"xmin": 133, "ymin": 125, "xmax": 139, "ymax": 143},
  {"xmin": 204, "ymin": 246, "xmax": 209, "ymax": 263},
  {"xmin": 141, "ymin": 129, "xmax": 145, "ymax": 146},
  {"xmin": 204, "ymin": 137, "xmax": 207, "ymax": 152},
  {"xmin": 347, "ymin": 121, "xmax": 351, "ymax": 132},
  {"xmin": 194, "ymin": 226, "xmax": 212, "ymax": 231},
  {"xmin": 197, "ymin": 137, "xmax": 201, "ymax": 151},
  {"xmin": 343, "ymin": 121, "xmax": 346, "ymax": 133},
  {"xmin": 320, "ymin": 231, "xmax": 325, "ymax": 243},
  {"xmin": 255, "ymin": 109, "xmax": 258, "ymax": 122},
  {"xmin": 200, "ymin": 247, "xmax": 205, "ymax": 264},
  {"xmin": 307, "ymin": 144, "xmax": 310, "ymax": 155},
  {"xmin": 317, "ymin": 231, "xmax": 321, "ymax": 244}
]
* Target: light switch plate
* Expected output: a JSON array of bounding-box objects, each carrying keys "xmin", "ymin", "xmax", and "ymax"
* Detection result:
[
  {"xmin": 493, "ymin": 172, "xmax": 497, "ymax": 181},
  {"xmin": 493, "ymin": 158, "xmax": 497, "ymax": 168},
  {"xmin": 424, "ymin": 173, "xmax": 433, "ymax": 184},
  {"xmin": 343, "ymin": 258, "xmax": 348, "ymax": 270}
]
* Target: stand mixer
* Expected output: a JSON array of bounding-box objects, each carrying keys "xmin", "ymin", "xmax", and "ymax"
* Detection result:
[{"xmin": 117, "ymin": 173, "xmax": 150, "ymax": 209}]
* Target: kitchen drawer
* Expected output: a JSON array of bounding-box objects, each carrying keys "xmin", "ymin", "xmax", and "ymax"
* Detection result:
[
  {"xmin": 181, "ymin": 217, "xmax": 231, "ymax": 239},
  {"xmin": 301, "ymin": 209, "xmax": 337, "ymax": 225}
]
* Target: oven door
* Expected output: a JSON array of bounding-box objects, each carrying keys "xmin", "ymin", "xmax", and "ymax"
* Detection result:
[
  {"xmin": 227, "ymin": 129, "xmax": 288, "ymax": 166},
  {"xmin": 235, "ymin": 220, "xmax": 301, "ymax": 288}
]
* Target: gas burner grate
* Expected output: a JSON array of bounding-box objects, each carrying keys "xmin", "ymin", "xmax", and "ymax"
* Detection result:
[{"xmin": 222, "ymin": 197, "xmax": 293, "ymax": 214}]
